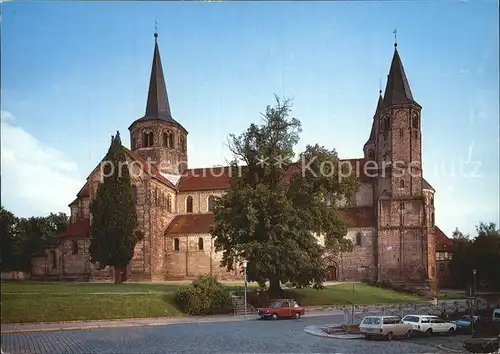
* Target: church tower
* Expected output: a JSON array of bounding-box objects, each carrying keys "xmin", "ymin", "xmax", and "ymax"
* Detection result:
[
  {"xmin": 129, "ymin": 31, "xmax": 188, "ymax": 175},
  {"xmin": 374, "ymin": 41, "xmax": 435, "ymax": 286}
]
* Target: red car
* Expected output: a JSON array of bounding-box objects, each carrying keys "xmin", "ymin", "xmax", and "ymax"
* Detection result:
[{"xmin": 257, "ymin": 299, "xmax": 305, "ymax": 320}]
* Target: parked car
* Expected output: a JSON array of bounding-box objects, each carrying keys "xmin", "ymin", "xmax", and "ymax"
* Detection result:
[
  {"xmin": 359, "ymin": 315, "xmax": 412, "ymax": 341},
  {"xmin": 453, "ymin": 315, "xmax": 481, "ymax": 329},
  {"xmin": 402, "ymin": 315, "xmax": 457, "ymax": 336},
  {"xmin": 257, "ymin": 299, "xmax": 305, "ymax": 320},
  {"xmin": 492, "ymin": 308, "xmax": 500, "ymax": 323}
]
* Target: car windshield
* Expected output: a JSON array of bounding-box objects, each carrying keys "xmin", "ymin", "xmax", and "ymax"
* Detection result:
[
  {"xmin": 402, "ymin": 316, "xmax": 419, "ymax": 323},
  {"xmin": 362, "ymin": 317, "xmax": 381, "ymax": 325},
  {"xmin": 270, "ymin": 301, "xmax": 282, "ymax": 308}
]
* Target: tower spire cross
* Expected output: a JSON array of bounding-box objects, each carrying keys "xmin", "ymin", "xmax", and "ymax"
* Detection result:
[
  {"xmin": 393, "ymin": 29, "xmax": 398, "ymax": 48},
  {"xmin": 154, "ymin": 20, "xmax": 158, "ymax": 41}
]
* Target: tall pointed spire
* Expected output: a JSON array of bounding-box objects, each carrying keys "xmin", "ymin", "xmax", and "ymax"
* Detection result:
[
  {"xmin": 364, "ymin": 91, "xmax": 383, "ymax": 150},
  {"xmin": 141, "ymin": 30, "xmax": 178, "ymax": 124},
  {"xmin": 382, "ymin": 42, "xmax": 419, "ymax": 107},
  {"xmin": 376, "ymin": 89, "xmax": 383, "ymax": 112}
]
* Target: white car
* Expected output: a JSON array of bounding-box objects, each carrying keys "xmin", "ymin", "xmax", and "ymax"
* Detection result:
[
  {"xmin": 402, "ymin": 315, "xmax": 457, "ymax": 336},
  {"xmin": 492, "ymin": 308, "xmax": 500, "ymax": 323},
  {"xmin": 359, "ymin": 315, "xmax": 412, "ymax": 340}
]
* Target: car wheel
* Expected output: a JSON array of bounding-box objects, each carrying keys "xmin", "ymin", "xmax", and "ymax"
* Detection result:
[
  {"xmin": 406, "ymin": 330, "xmax": 412, "ymax": 339},
  {"xmin": 387, "ymin": 332, "xmax": 394, "ymax": 341},
  {"xmin": 271, "ymin": 313, "xmax": 279, "ymax": 320},
  {"xmin": 447, "ymin": 328, "xmax": 455, "ymax": 336},
  {"xmin": 294, "ymin": 312, "xmax": 301, "ymax": 320},
  {"xmin": 426, "ymin": 328, "xmax": 432, "ymax": 337}
]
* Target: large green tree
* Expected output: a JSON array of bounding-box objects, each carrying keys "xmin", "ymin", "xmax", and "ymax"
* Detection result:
[
  {"xmin": 89, "ymin": 132, "xmax": 141, "ymax": 284},
  {"xmin": 448, "ymin": 228, "xmax": 473, "ymax": 289},
  {"xmin": 210, "ymin": 97, "xmax": 358, "ymax": 296},
  {"xmin": 1, "ymin": 207, "xmax": 69, "ymax": 272},
  {"xmin": 1, "ymin": 206, "xmax": 22, "ymax": 271},
  {"xmin": 449, "ymin": 222, "xmax": 500, "ymax": 290}
]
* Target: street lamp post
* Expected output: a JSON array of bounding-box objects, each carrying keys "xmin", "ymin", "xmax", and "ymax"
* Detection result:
[
  {"xmin": 351, "ymin": 283, "xmax": 355, "ymax": 324},
  {"xmin": 243, "ymin": 260, "xmax": 248, "ymax": 317},
  {"xmin": 472, "ymin": 269, "xmax": 477, "ymax": 337}
]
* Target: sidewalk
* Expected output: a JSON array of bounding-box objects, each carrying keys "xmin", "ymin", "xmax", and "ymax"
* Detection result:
[
  {"xmin": 0, "ymin": 315, "xmax": 260, "ymax": 334},
  {"xmin": 1, "ymin": 308, "xmax": 344, "ymax": 334}
]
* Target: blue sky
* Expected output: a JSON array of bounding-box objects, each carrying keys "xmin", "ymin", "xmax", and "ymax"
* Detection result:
[{"xmin": 1, "ymin": 1, "xmax": 498, "ymax": 236}]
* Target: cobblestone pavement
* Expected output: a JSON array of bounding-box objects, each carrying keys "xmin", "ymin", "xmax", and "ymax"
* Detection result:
[{"xmin": 1, "ymin": 315, "xmax": 467, "ymax": 354}]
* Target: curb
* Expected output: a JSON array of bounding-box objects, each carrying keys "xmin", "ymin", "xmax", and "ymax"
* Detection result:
[
  {"xmin": 435, "ymin": 344, "xmax": 465, "ymax": 353},
  {"xmin": 303, "ymin": 325, "xmax": 364, "ymax": 340},
  {"xmin": 0, "ymin": 323, "xmax": 142, "ymax": 334}
]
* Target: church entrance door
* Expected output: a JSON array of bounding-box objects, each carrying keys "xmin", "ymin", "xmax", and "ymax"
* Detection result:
[{"xmin": 327, "ymin": 265, "xmax": 337, "ymax": 281}]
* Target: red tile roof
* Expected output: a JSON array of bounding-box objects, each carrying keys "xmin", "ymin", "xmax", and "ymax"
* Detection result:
[
  {"xmin": 77, "ymin": 183, "xmax": 90, "ymax": 198},
  {"xmin": 338, "ymin": 206, "xmax": 376, "ymax": 228},
  {"xmin": 178, "ymin": 167, "xmax": 232, "ymax": 192},
  {"xmin": 340, "ymin": 158, "xmax": 375, "ymax": 183},
  {"xmin": 166, "ymin": 213, "xmax": 215, "ymax": 234},
  {"xmin": 123, "ymin": 147, "xmax": 176, "ymax": 189},
  {"xmin": 60, "ymin": 218, "xmax": 90, "ymax": 238},
  {"xmin": 177, "ymin": 158, "xmax": 373, "ymax": 192},
  {"xmin": 434, "ymin": 226, "xmax": 454, "ymax": 252},
  {"xmin": 165, "ymin": 206, "xmax": 376, "ymax": 234},
  {"xmin": 69, "ymin": 147, "xmax": 177, "ymax": 208}
]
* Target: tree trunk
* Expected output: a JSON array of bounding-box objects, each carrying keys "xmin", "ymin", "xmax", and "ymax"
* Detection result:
[
  {"xmin": 114, "ymin": 266, "xmax": 124, "ymax": 284},
  {"xmin": 268, "ymin": 276, "xmax": 283, "ymax": 298}
]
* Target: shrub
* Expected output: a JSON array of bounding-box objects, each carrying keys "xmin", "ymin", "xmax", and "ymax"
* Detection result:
[
  {"xmin": 248, "ymin": 289, "xmax": 273, "ymax": 308},
  {"xmin": 174, "ymin": 276, "xmax": 234, "ymax": 316},
  {"xmin": 463, "ymin": 338, "xmax": 499, "ymax": 353}
]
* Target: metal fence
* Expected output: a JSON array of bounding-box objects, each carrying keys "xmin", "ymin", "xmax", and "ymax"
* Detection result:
[{"xmin": 341, "ymin": 298, "xmax": 497, "ymax": 324}]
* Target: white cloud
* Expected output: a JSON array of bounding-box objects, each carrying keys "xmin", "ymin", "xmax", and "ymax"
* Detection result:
[{"xmin": 1, "ymin": 111, "xmax": 84, "ymax": 217}]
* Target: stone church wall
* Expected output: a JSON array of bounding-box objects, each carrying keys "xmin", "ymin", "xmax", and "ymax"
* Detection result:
[
  {"xmin": 338, "ymin": 228, "xmax": 377, "ymax": 281},
  {"xmin": 378, "ymin": 198, "xmax": 431, "ymax": 282},
  {"xmin": 165, "ymin": 233, "xmax": 241, "ymax": 280},
  {"xmin": 129, "ymin": 177, "xmax": 177, "ymax": 281},
  {"xmin": 61, "ymin": 238, "xmax": 88, "ymax": 276},
  {"xmin": 336, "ymin": 182, "xmax": 373, "ymax": 207},
  {"xmin": 177, "ymin": 190, "xmax": 225, "ymax": 214}
]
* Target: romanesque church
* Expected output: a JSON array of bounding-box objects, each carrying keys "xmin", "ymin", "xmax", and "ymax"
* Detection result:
[{"xmin": 31, "ymin": 32, "xmax": 449, "ymax": 285}]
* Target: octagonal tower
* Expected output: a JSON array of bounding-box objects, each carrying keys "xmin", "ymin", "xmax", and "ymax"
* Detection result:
[{"xmin": 129, "ymin": 32, "xmax": 188, "ymax": 175}]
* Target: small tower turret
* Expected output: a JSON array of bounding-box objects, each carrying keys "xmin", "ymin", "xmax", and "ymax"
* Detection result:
[{"xmin": 363, "ymin": 91, "xmax": 383, "ymax": 161}]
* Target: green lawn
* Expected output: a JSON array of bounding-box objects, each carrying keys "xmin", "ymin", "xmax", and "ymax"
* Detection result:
[
  {"xmin": 287, "ymin": 283, "xmax": 425, "ymax": 306},
  {"xmin": 0, "ymin": 281, "xmax": 182, "ymax": 294},
  {"xmin": 0, "ymin": 281, "xmax": 426, "ymax": 324},
  {"xmin": 0, "ymin": 281, "xmax": 256, "ymax": 324},
  {"xmin": 1, "ymin": 293, "xmax": 182, "ymax": 324},
  {"xmin": 1, "ymin": 282, "xmax": 184, "ymax": 324},
  {"xmin": 438, "ymin": 291, "xmax": 467, "ymax": 300}
]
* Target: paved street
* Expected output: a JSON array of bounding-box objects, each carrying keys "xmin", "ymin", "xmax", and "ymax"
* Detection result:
[{"xmin": 1, "ymin": 314, "xmax": 469, "ymax": 354}]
